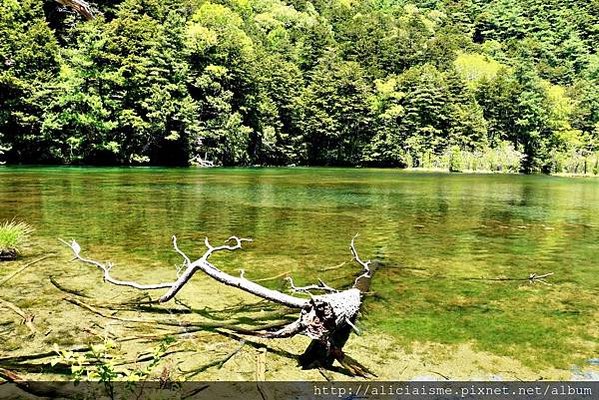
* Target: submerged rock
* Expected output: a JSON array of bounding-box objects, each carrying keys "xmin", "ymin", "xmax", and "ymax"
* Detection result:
[{"xmin": 0, "ymin": 249, "xmax": 17, "ymax": 261}]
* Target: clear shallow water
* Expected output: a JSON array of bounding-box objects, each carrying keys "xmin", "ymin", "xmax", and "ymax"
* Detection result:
[{"xmin": 0, "ymin": 167, "xmax": 597, "ymax": 368}]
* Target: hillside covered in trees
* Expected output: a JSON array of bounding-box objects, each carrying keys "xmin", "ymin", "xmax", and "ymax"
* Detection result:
[{"xmin": 1, "ymin": 0, "xmax": 598, "ymax": 173}]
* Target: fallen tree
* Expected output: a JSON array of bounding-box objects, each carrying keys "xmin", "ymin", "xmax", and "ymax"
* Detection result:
[{"xmin": 61, "ymin": 235, "xmax": 375, "ymax": 376}]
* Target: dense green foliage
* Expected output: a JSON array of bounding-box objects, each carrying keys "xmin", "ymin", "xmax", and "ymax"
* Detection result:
[{"xmin": 1, "ymin": 0, "xmax": 598, "ymax": 173}]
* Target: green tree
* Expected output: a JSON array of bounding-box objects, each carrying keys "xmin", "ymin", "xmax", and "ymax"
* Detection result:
[
  {"xmin": 390, "ymin": 64, "xmax": 451, "ymax": 164},
  {"xmin": 571, "ymin": 79, "xmax": 599, "ymax": 141},
  {"xmin": 444, "ymin": 69, "xmax": 488, "ymax": 149},
  {"xmin": 294, "ymin": 51, "xmax": 372, "ymax": 165},
  {"xmin": 252, "ymin": 55, "xmax": 305, "ymax": 165},
  {"xmin": 0, "ymin": 0, "xmax": 60, "ymax": 163},
  {"xmin": 43, "ymin": 0, "xmax": 197, "ymax": 165},
  {"xmin": 476, "ymin": 65, "xmax": 553, "ymax": 172},
  {"xmin": 362, "ymin": 76, "xmax": 409, "ymax": 167},
  {"xmin": 185, "ymin": 2, "xmax": 259, "ymax": 165},
  {"xmin": 364, "ymin": 64, "xmax": 486, "ymax": 167}
]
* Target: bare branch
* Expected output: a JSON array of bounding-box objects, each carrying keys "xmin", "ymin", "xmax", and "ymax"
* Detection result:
[
  {"xmin": 60, "ymin": 234, "xmax": 373, "ymax": 376},
  {"xmin": 183, "ymin": 340, "xmax": 246, "ymax": 377},
  {"xmin": 317, "ymin": 278, "xmax": 337, "ymax": 292},
  {"xmin": 259, "ymin": 319, "xmax": 305, "ymax": 339},
  {"xmin": 322, "ymin": 261, "xmax": 347, "ymax": 271},
  {"xmin": 172, "ymin": 235, "xmax": 191, "ymax": 266},
  {"xmin": 528, "ymin": 272, "xmax": 554, "ymax": 285},
  {"xmin": 350, "ymin": 234, "xmax": 372, "ymax": 287},
  {"xmin": 61, "ymin": 236, "xmax": 307, "ymax": 308},
  {"xmin": 60, "ymin": 239, "xmax": 176, "ymax": 291},
  {"xmin": 350, "ymin": 234, "xmax": 371, "ymax": 271},
  {"xmin": 0, "ymin": 255, "xmax": 53, "ymax": 287},
  {"xmin": 0, "ymin": 297, "xmax": 36, "ymax": 335},
  {"xmin": 285, "ymin": 277, "xmax": 338, "ymax": 294},
  {"xmin": 159, "ymin": 236, "xmax": 307, "ymax": 307},
  {"xmin": 254, "ymin": 271, "xmax": 291, "ymax": 282},
  {"xmin": 462, "ymin": 272, "xmax": 555, "ymax": 284},
  {"xmin": 172, "ymin": 236, "xmax": 190, "ymax": 278},
  {"xmin": 345, "ymin": 318, "xmax": 361, "ymax": 335},
  {"xmin": 202, "ymin": 236, "xmax": 253, "ymax": 261}
]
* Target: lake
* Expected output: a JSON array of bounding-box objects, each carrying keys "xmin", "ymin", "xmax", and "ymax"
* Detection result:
[{"xmin": 0, "ymin": 167, "xmax": 597, "ymax": 379}]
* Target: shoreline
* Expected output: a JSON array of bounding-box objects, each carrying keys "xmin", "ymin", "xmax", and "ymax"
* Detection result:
[{"xmin": 1, "ymin": 164, "xmax": 598, "ymax": 178}]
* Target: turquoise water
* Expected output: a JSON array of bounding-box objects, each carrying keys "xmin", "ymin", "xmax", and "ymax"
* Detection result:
[{"xmin": 0, "ymin": 167, "xmax": 597, "ymax": 368}]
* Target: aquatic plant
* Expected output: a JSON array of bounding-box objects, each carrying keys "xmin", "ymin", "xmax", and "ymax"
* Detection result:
[{"xmin": 0, "ymin": 220, "xmax": 33, "ymax": 260}]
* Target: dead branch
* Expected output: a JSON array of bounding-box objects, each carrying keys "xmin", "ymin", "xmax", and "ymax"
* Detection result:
[
  {"xmin": 160, "ymin": 236, "xmax": 308, "ymax": 307},
  {"xmin": 334, "ymin": 352, "xmax": 376, "ymax": 378},
  {"xmin": 350, "ymin": 234, "xmax": 373, "ymax": 289},
  {"xmin": 114, "ymin": 350, "xmax": 192, "ymax": 367},
  {"xmin": 65, "ymin": 297, "xmax": 237, "ymax": 329},
  {"xmin": 64, "ymin": 297, "xmax": 296, "ymax": 337},
  {"xmin": 214, "ymin": 331, "xmax": 299, "ymax": 361},
  {"xmin": 0, "ymin": 367, "xmax": 21, "ymax": 382},
  {"xmin": 49, "ymin": 275, "xmax": 90, "ymax": 297},
  {"xmin": 61, "ymin": 236, "xmax": 307, "ymax": 308},
  {"xmin": 526, "ymin": 272, "xmax": 554, "ymax": 285},
  {"xmin": 190, "ymin": 154, "xmax": 215, "ymax": 168},
  {"xmin": 285, "ymin": 277, "xmax": 338, "ymax": 294},
  {"xmin": 255, "ymin": 347, "xmax": 267, "ymax": 381},
  {"xmin": 0, "ymin": 368, "xmax": 78, "ymax": 398},
  {"xmin": 65, "ymin": 297, "xmax": 166, "ymax": 325},
  {"xmin": 0, "ymin": 360, "xmax": 73, "ymax": 374},
  {"xmin": 0, "ymin": 346, "xmax": 89, "ymax": 365},
  {"xmin": 59, "ymin": 239, "xmax": 177, "ymax": 291},
  {"xmin": 463, "ymin": 272, "xmax": 554, "ymax": 285},
  {"xmin": 0, "ymin": 255, "xmax": 53, "ymax": 287},
  {"xmin": 62, "ymin": 234, "xmax": 375, "ymax": 376},
  {"xmin": 0, "ymin": 298, "xmax": 36, "ymax": 335},
  {"xmin": 322, "ymin": 261, "xmax": 347, "ymax": 271},
  {"xmin": 217, "ymin": 341, "xmax": 245, "ymax": 369}
]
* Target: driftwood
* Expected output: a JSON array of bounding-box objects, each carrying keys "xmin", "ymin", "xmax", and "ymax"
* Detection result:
[
  {"xmin": 0, "ymin": 255, "xmax": 53, "ymax": 287},
  {"xmin": 0, "ymin": 345, "xmax": 89, "ymax": 365},
  {"xmin": 0, "ymin": 298, "xmax": 36, "ymax": 336},
  {"xmin": 462, "ymin": 272, "xmax": 554, "ymax": 285},
  {"xmin": 49, "ymin": 275, "xmax": 90, "ymax": 297},
  {"xmin": 190, "ymin": 154, "xmax": 215, "ymax": 168},
  {"xmin": 62, "ymin": 235, "xmax": 375, "ymax": 375}
]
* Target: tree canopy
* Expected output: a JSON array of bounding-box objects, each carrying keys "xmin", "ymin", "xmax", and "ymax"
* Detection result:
[{"xmin": 1, "ymin": 0, "xmax": 598, "ymax": 173}]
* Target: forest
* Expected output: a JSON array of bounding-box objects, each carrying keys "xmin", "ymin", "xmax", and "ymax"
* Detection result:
[{"xmin": 1, "ymin": 0, "xmax": 598, "ymax": 173}]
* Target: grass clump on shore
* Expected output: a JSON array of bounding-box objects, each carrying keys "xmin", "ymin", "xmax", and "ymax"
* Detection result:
[{"xmin": 0, "ymin": 220, "xmax": 33, "ymax": 260}]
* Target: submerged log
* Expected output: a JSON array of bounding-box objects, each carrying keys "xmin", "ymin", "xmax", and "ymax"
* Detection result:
[
  {"xmin": 62, "ymin": 234, "xmax": 375, "ymax": 376},
  {"xmin": 0, "ymin": 298, "xmax": 36, "ymax": 336}
]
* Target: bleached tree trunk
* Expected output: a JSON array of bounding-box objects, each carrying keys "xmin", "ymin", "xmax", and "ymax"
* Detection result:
[{"xmin": 62, "ymin": 235, "xmax": 374, "ymax": 375}]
